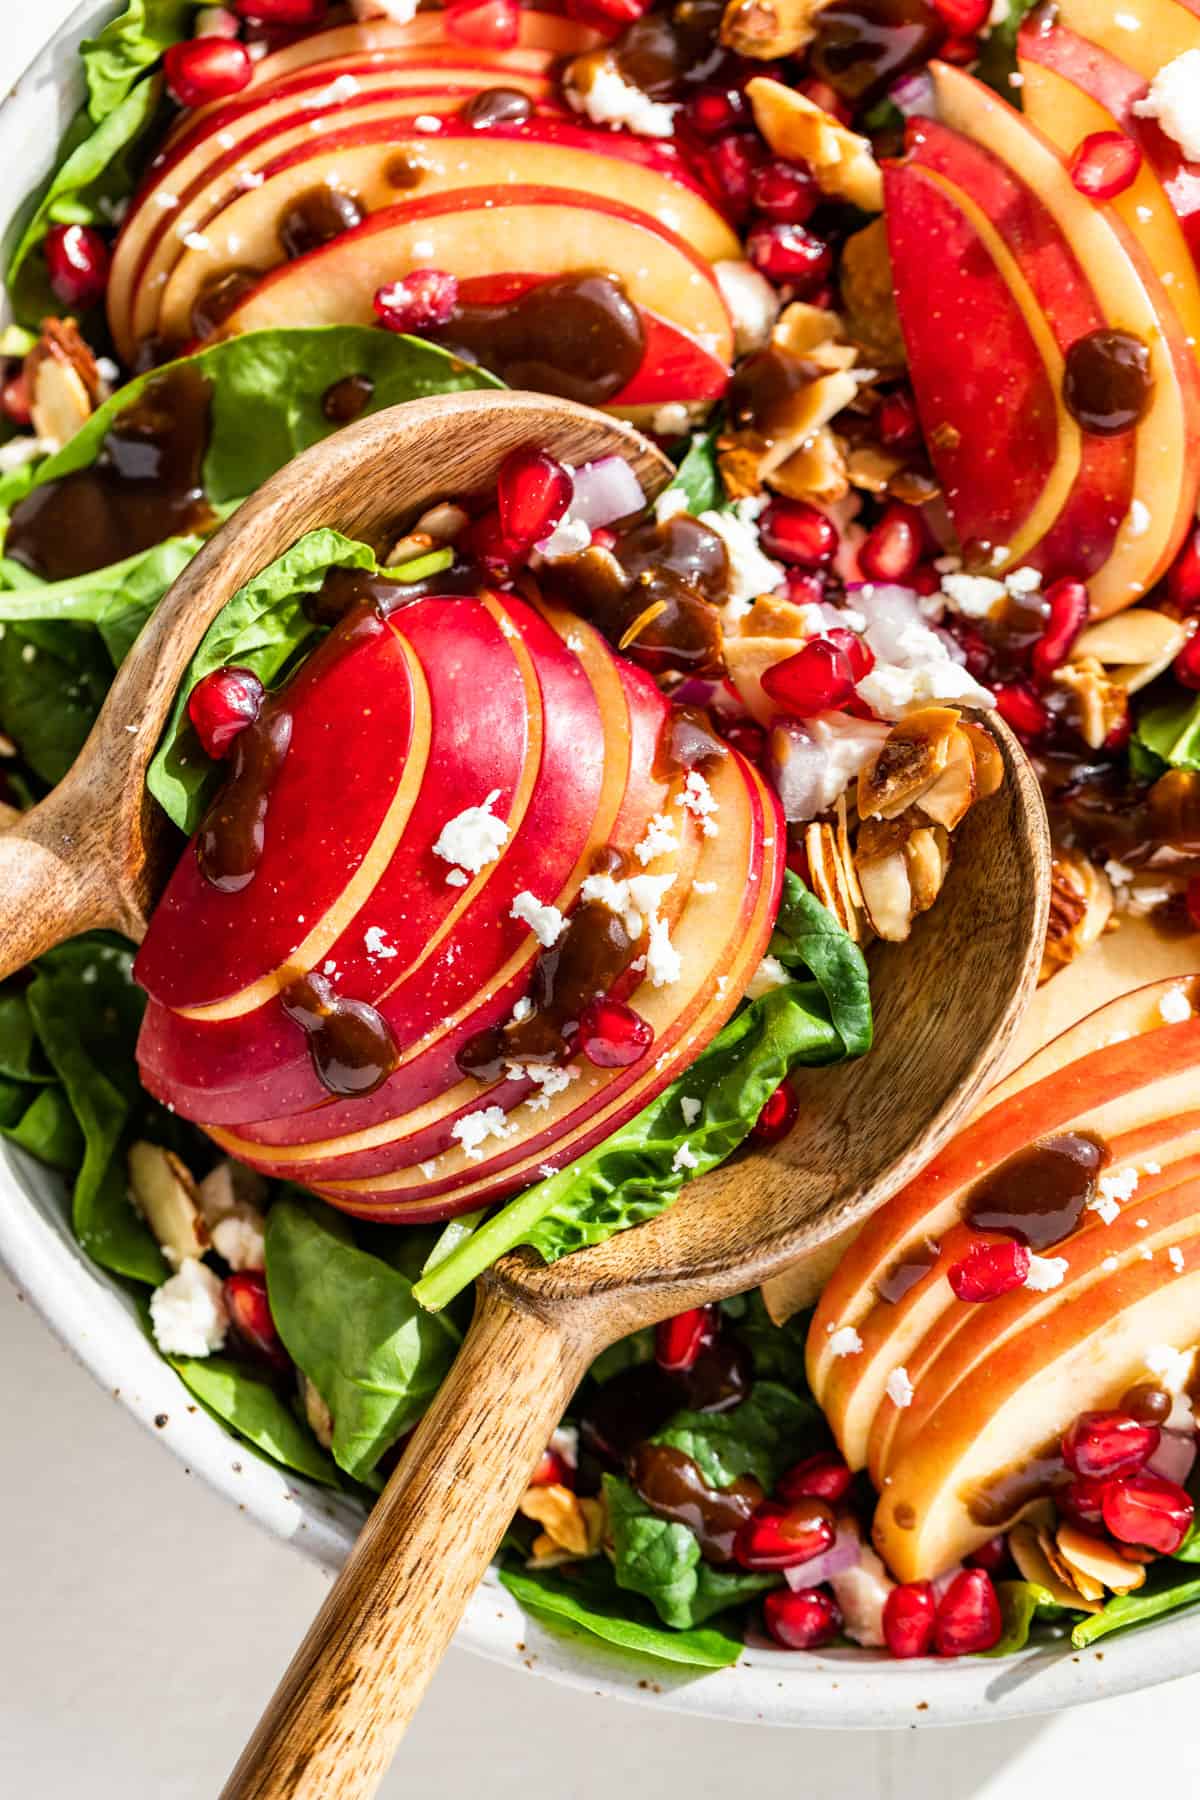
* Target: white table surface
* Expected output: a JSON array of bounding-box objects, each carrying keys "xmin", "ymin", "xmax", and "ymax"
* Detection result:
[{"xmin": 7, "ymin": 5, "xmax": 1200, "ymax": 1796}]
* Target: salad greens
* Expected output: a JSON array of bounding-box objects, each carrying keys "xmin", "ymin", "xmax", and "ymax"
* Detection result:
[
  {"xmin": 497, "ymin": 1560, "xmax": 749, "ymax": 1669},
  {"xmin": 167, "ymin": 1352, "xmax": 344, "ymax": 1489},
  {"xmin": 81, "ymin": 2, "xmax": 201, "ymax": 122},
  {"xmin": 603, "ymin": 1476, "xmax": 778, "ymax": 1631},
  {"xmin": 1130, "ymin": 690, "xmax": 1200, "ymax": 782}
]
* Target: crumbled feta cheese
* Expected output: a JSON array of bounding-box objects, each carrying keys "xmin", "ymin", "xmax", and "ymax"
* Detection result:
[
  {"xmin": 714, "ymin": 259, "xmax": 781, "ymax": 357},
  {"xmin": 885, "ymin": 1366, "xmax": 914, "ymax": 1408},
  {"xmin": 634, "ymin": 812, "xmax": 679, "ymax": 865},
  {"xmin": 698, "ymin": 503, "xmax": 785, "ymax": 623},
  {"xmin": 510, "ymin": 890, "xmax": 567, "ymax": 948},
  {"xmin": 508, "ymin": 1061, "xmax": 581, "ymax": 1113},
  {"xmin": 651, "ymin": 402, "xmax": 694, "ymax": 438},
  {"xmin": 646, "ymin": 912, "xmax": 682, "ymax": 987},
  {"xmin": 746, "ymin": 954, "xmax": 790, "ymax": 999},
  {"xmin": 1169, "ymin": 1246, "xmax": 1186, "ymax": 1273},
  {"xmin": 537, "ymin": 514, "xmax": 592, "ymax": 561},
  {"xmin": 1133, "ymin": 52, "xmax": 1200, "ymax": 162},
  {"xmin": 433, "ymin": 789, "xmax": 508, "ymax": 875},
  {"xmin": 676, "ymin": 769, "xmax": 719, "ymax": 836},
  {"xmin": 941, "ymin": 572, "xmax": 1006, "ymax": 618},
  {"xmin": 1145, "ymin": 1344, "xmax": 1193, "ymax": 1392},
  {"xmin": 579, "ymin": 871, "xmax": 675, "ymax": 939},
  {"xmin": 857, "ymin": 612, "xmax": 995, "ymax": 718},
  {"xmin": 150, "ymin": 1259, "xmax": 228, "ymax": 1358},
  {"xmin": 451, "ymin": 1105, "xmax": 515, "ymax": 1160},
  {"xmin": 568, "ymin": 58, "xmax": 679, "ymax": 137},
  {"xmin": 1024, "ymin": 1253, "xmax": 1069, "ymax": 1292},
  {"xmin": 364, "ymin": 925, "xmax": 398, "ymax": 961},
  {"xmin": 445, "ymin": 868, "xmax": 469, "ymax": 887},
  {"xmin": 510, "ymin": 996, "xmax": 534, "ymax": 1024},
  {"xmin": 550, "ymin": 1424, "xmax": 579, "ymax": 1468},
  {"xmin": 681, "ymin": 1096, "xmax": 702, "ymax": 1126},
  {"xmin": 655, "ymin": 485, "xmax": 691, "ymax": 525},
  {"xmin": 1004, "ymin": 565, "xmax": 1042, "ymax": 597},
  {"xmin": 1089, "ymin": 1167, "xmax": 1139, "ymax": 1228},
  {"xmin": 693, "ymin": 880, "xmax": 718, "ymax": 895},
  {"xmin": 672, "ymin": 1141, "xmax": 699, "ymax": 1173},
  {"xmin": 210, "ymin": 1212, "xmax": 266, "ymax": 1273},
  {"xmin": 1159, "ymin": 986, "xmax": 1193, "ymax": 1024},
  {"xmin": 828, "ymin": 1325, "xmax": 864, "ymax": 1358}
]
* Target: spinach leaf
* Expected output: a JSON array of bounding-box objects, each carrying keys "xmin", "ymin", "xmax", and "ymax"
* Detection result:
[
  {"xmin": 264, "ymin": 1195, "xmax": 461, "ymax": 1482},
  {"xmin": 1130, "ymin": 692, "xmax": 1200, "ymax": 783},
  {"xmin": 720, "ymin": 1291, "xmax": 810, "ymax": 1389},
  {"xmin": 652, "ymin": 1380, "xmax": 819, "ymax": 1491},
  {"xmin": 0, "ymin": 534, "xmax": 208, "ymax": 664},
  {"xmin": 168, "ymin": 1354, "xmax": 343, "ymax": 1488},
  {"xmin": 984, "ymin": 1581, "xmax": 1070, "ymax": 1656},
  {"xmin": 663, "ymin": 431, "xmax": 722, "ymax": 515},
  {"xmin": 7, "ymin": 77, "xmax": 166, "ymax": 326},
  {"xmin": 0, "ymin": 619, "xmax": 115, "ymax": 785},
  {"xmin": 498, "ymin": 1557, "xmax": 748, "ymax": 1668},
  {"xmin": 770, "ymin": 869, "xmax": 873, "ymax": 1057},
  {"xmin": 414, "ymin": 972, "xmax": 856, "ymax": 1311},
  {"xmin": 1071, "ymin": 1562, "xmax": 1200, "ymax": 1648},
  {"xmin": 588, "ymin": 1327, "xmax": 656, "ymax": 1389},
  {"xmin": 3, "ymin": 1086, "xmax": 85, "ymax": 1171},
  {"xmin": 975, "ymin": 0, "xmax": 1041, "ymax": 98},
  {"xmin": 0, "ymin": 991, "xmax": 53, "ymax": 1084},
  {"xmin": 604, "ymin": 1475, "xmax": 777, "ymax": 1631},
  {"xmin": 146, "ymin": 528, "xmax": 378, "ymax": 831},
  {"xmin": 82, "ymin": 2, "xmax": 197, "ymax": 122}
]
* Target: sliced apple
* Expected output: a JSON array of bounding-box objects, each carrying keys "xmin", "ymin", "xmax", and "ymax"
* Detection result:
[
  {"xmin": 1046, "ymin": 0, "xmax": 1200, "ymax": 82},
  {"xmin": 177, "ymin": 189, "xmax": 735, "ymax": 372}
]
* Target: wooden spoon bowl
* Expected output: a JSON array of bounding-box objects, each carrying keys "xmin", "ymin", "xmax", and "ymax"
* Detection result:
[{"xmin": 0, "ymin": 388, "xmax": 1050, "ymax": 1796}]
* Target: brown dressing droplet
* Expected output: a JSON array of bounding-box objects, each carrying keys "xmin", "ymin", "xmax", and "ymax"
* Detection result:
[
  {"xmin": 964, "ymin": 1132, "xmax": 1108, "ymax": 1251},
  {"xmin": 1062, "ymin": 329, "xmax": 1154, "ymax": 436},
  {"xmin": 461, "ymin": 86, "xmax": 534, "ymax": 127},
  {"xmin": 280, "ymin": 971, "xmax": 400, "ymax": 1098},
  {"xmin": 197, "ymin": 709, "xmax": 293, "ymax": 894},
  {"xmin": 429, "ymin": 271, "xmax": 646, "ymax": 407},
  {"xmin": 277, "ymin": 184, "xmax": 366, "ymax": 260},
  {"xmin": 630, "ymin": 1442, "xmax": 763, "ymax": 1565}
]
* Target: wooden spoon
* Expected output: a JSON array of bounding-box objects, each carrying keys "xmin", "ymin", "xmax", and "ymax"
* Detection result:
[{"xmin": 0, "ymin": 388, "xmax": 1049, "ymax": 1794}]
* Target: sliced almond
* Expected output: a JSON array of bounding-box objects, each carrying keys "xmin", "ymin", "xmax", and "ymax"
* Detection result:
[
  {"xmin": 748, "ymin": 78, "xmax": 883, "ymax": 211},
  {"xmin": 771, "ymin": 426, "xmax": 850, "ymax": 506},
  {"xmin": 1009, "ymin": 1521, "xmax": 1103, "ymax": 1612},
  {"xmin": 414, "ymin": 500, "xmax": 469, "ymax": 543},
  {"xmin": 128, "ymin": 1142, "xmax": 209, "ymax": 1269},
  {"xmin": 904, "ymin": 823, "xmax": 949, "ymax": 914},
  {"xmin": 857, "ymin": 707, "xmax": 960, "ymax": 821},
  {"xmin": 1056, "ymin": 1522, "xmax": 1147, "ymax": 1596},
  {"xmin": 854, "ymin": 817, "xmax": 915, "ymax": 941},
  {"xmin": 385, "ymin": 530, "xmax": 437, "ymax": 568},
  {"xmin": 847, "ymin": 443, "xmax": 907, "ymax": 495},
  {"xmin": 838, "ymin": 219, "xmax": 906, "ymax": 371},
  {"xmin": 25, "ymin": 317, "xmax": 103, "ymax": 450},
  {"xmin": 1039, "ymin": 1523, "xmax": 1105, "ymax": 1602},
  {"xmin": 197, "ymin": 1158, "xmax": 268, "ymax": 1227},
  {"xmin": 916, "ymin": 726, "xmax": 977, "ymax": 832},
  {"xmin": 1052, "ymin": 655, "xmax": 1127, "ymax": 752},
  {"xmin": 805, "ymin": 819, "xmax": 862, "ymax": 939},
  {"xmin": 739, "ymin": 595, "xmax": 812, "ymax": 639},
  {"xmin": 301, "ymin": 1375, "xmax": 334, "ymax": 1450},
  {"xmin": 961, "ymin": 720, "xmax": 1004, "ymax": 799},
  {"xmin": 1072, "ymin": 608, "xmax": 1187, "ymax": 695},
  {"xmin": 773, "ymin": 301, "xmax": 859, "ymax": 371},
  {"xmin": 721, "ymin": 0, "xmax": 835, "ymax": 57}
]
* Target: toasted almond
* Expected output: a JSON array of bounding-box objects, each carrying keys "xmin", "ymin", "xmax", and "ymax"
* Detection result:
[
  {"xmin": 838, "ymin": 220, "xmax": 906, "ymax": 371},
  {"xmin": 772, "ymin": 301, "xmax": 859, "ymax": 370},
  {"xmin": 1056, "ymin": 1521, "xmax": 1147, "ymax": 1596},
  {"xmin": 25, "ymin": 317, "xmax": 103, "ymax": 450},
  {"xmin": 748, "ymin": 78, "xmax": 883, "ymax": 211},
  {"xmin": 197, "ymin": 1158, "xmax": 268, "ymax": 1227},
  {"xmin": 904, "ymin": 824, "xmax": 949, "ymax": 915},
  {"xmin": 414, "ymin": 500, "xmax": 469, "ymax": 543},
  {"xmin": 1039, "ymin": 1524, "xmax": 1105, "ymax": 1602},
  {"xmin": 1053, "ymin": 655, "xmax": 1127, "ymax": 752},
  {"xmin": 128, "ymin": 1142, "xmax": 209, "ymax": 1268},
  {"xmin": 739, "ymin": 595, "xmax": 812, "ymax": 639},
  {"xmin": 301, "ymin": 1375, "xmax": 334, "ymax": 1450},
  {"xmin": 836, "ymin": 789, "xmax": 864, "ymax": 913},
  {"xmin": 385, "ymin": 530, "xmax": 437, "ymax": 568},
  {"xmin": 855, "ymin": 817, "xmax": 915, "ymax": 941},
  {"xmin": 847, "ymin": 442, "xmax": 908, "ymax": 495},
  {"xmin": 1072, "ymin": 608, "xmax": 1187, "ymax": 695},
  {"xmin": 916, "ymin": 726, "xmax": 977, "ymax": 832},
  {"xmin": 961, "ymin": 720, "xmax": 1004, "ymax": 799},
  {"xmin": 771, "ymin": 426, "xmax": 850, "ymax": 506},
  {"xmin": 1009, "ymin": 1521, "xmax": 1104, "ymax": 1612},
  {"xmin": 724, "ymin": 633, "xmax": 800, "ymax": 724},
  {"xmin": 806, "ymin": 819, "xmax": 861, "ymax": 939},
  {"xmin": 857, "ymin": 707, "xmax": 959, "ymax": 820},
  {"xmin": 721, "ymin": 0, "xmax": 834, "ymax": 57}
]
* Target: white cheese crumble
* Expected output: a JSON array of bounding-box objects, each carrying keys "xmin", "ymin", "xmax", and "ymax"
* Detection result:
[
  {"xmin": 646, "ymin": 912, "xmax": 682, "ymax": 987},
  {"xmin": 634, "ymin": 812, "xmax": 679, "ymax": 865},
  {"xmin": 1133, "ymin": 52, "xmax": 1200, "ymax": 163},
  {"xmin": 672, "ymin": 1141, "xmax": 699, "ymax": 1173},
  {"xmin": 364, "ymin": 925, "xmax": 398, "ymax": 961},
  {"xmin": 1089, "ymin": 1166, "xmax": 1139, "ymax": 1224},
  {"xmin": 856, "ymin": 611, "xmax": 995, "ymax": 719},
  {"xmin": 210, "ymin": 1212, "xmax": 266, "ymax": 1273},
  {"xmin": 507, "ymin": 1061, "xmax": 580, "ymax": 1113},
  {"xmin": 510, "ymin": 890, "xmax": 566, "ymax": 948},
  {"xmin": 698, "ymin": 499, "xmax": 784, "ymax": 623},
  {"xmin": 445, "ymin": 869, "xmax": 469, "ymax": 888},
  {"xmin": 828, "ymin": 1325, "xmax": 864, "ymax": 1358},
  {"xmin": 1159, "ymin": 986, "xmax": 1193, "ymax": 1024},
  {"xmin": 1169, "ymin": 1246, "xmax": 1186, "ymax": 1273},
  {"xmin": 676, "ymin": 769, "xmax": 719, "ymax": 836},
  {"xmin": 1145, "ymin": 1343, "xmax": 1193, "ymax": 1393},
  {"xmin": 451, "ymin": 1105, "xmax": 515, "ymax": 1160},
  {"xmin": 579, "ymin": 871, "xmax": 675, "ymax": 939},
  {"xmin": 433, "ymin": 790, "xmax": 507, "ymax": 877},
  {"xmin": 537, "ymin": 515, "xmax": 592, "ymax": 561},
  {"xmin": 510, "ymin": 996, "xmax": 534, "ymax": 1024},
  {"xmin": 681, "ymin": 1095, "xmax": 702, "ymax": 1126},
  {"xmin": 1024, "ymin": 1253, "xmax": 1068, "ymax": 1292},
  {"xmin": 714, "ymin": 259, "xmax": 781, "ymax": 357},
  {"xmin": 150, "ymin": 1259, "xmax": 228, "ymax": 1358},
  {"xmin": 651, "ymin": 402, "xmax": 694, "ymax": 438},
  {"xmin": 885, "ymin": 1365, "xmax": 914, "ymax": 1408},
  {"xmin": 568, "ymin": 59, "xmax": 679, "ymax": 138},
  {"xmin": 746, "ymin": 954, "xmax": 790, "ymax": 999},
  {"xmin": 940, "ymin": 571, "xmax": 1006, "ymax": 619}
]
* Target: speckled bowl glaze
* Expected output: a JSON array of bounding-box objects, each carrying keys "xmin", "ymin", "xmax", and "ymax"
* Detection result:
[{"xmin": 4, "ymin": 1, "xmax": 1200, "ymax": 1728}]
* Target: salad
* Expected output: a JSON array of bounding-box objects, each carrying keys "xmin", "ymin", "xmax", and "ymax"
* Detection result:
[{"xmin": 1, "ymin": 0, "xmax": 1200, "ymax": 1674}]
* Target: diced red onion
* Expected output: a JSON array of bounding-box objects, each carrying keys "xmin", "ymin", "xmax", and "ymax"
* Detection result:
[
  {"xmin": 1146, "ymin": 1430, "xmax": 1197, "ymax": 1487},
  {"xmin": 784, "ymin": 1514, "xmax": 862, "ymax": 1590},
  {"xmin": 931, "ymin": 1562, "xmax": 965, "ymax": 1602},
  {"xmin": 890, "ymin": 69, "xmax": 935, "ymax": 117},
  {"xmin": 560, "ymin": 455, "xmax": 645, "ymax": 532}
]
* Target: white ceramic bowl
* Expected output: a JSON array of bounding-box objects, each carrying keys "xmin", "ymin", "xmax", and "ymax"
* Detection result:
[{"xmin": 5, "ymin": 1, "xmax": 1200, "ymax": 1729}]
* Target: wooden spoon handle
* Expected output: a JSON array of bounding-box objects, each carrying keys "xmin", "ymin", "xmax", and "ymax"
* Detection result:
[
  {"xmin": 221, "ymin": 1283, "xmax": 597, "ymax": 1800},
  {"xmin": 0, "ymin": 783, "xmax": 137, "ymax": 980}
]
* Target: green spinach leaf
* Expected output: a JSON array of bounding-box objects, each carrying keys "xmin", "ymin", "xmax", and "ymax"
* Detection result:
[
  {"xmin": 498, "ymin": 1557, "xmax": 748, "ymax": 1668},
  {"xmin": 264, "ymin": 1195, "xmax": 460, "ymax": 1482},
  {"xmin": 984, "ymin": 1581, "xmax": 1070, "ymax": 1656},
  {"xmin": 168, "ymin": 1354, "xmax": 344, "ymax": 1488},
  {"xmin": 604, "ymin": 1475, "xmax": 777, "ymax": 1631},
  {"xmin": 1130, "ymin": 692, "xmax": 1200, "ymax": 783},
  {"xmin": 82, "ymin": 1, "xmax": 198, "ymax": 122},
  {"xmin": 1071, "ymin": 1562, "xmax": 1200, "ymax": 1648},
  {"xmin": 652, "ymin": 1380, "xmax": 819, "ymax": 1491},
  {"xmin": 770, "ymin": 869, "xmax": 873, "ymax": 1057},
  {"xmin": 663, "ymin": 431, "xmax": 722, "ymax": 515}
]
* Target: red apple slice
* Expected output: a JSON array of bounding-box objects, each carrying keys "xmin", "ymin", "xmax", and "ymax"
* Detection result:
[
  {"xmin": 1047, "ymin": 0, "xmax": 1200, "ymax": 81},
  {"xmin": 175, "ymin": 188, "xmax": 735, "ymax": 368}
]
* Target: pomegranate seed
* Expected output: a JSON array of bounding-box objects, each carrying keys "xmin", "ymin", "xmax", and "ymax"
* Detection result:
[
  {"xmin": 931, "ymin": 0, "xmax": 989, "ymax": 31},
  {"xmin": 43, "ymin": 224, "xmax": 110, "ymax": 309},
  {"xmin": 233, "ymin": 0, "xmax": 326, "ymax": 20},
  {"xmin": 747, "ymin": 221, "xmax": 832, "ymax": 292},
  {"xmin": 947, "ymin": 619, "xmax": 993, "ymax": 684},
  {"xmin": 164, "ymin": 36, "xmax": 252, "ymax": 106},
  {"xmin": 1174, "ymin": 629, "xmax": 1200, "ymax": 690},
  {"xmin": 1062, "ymin": 1410, "xmax": 1160, "ymax": 1479},
  {"xmin": 1187, "ymin": 874, "xmax": 1200, "ymax": 932},
  {"xmin": 909, "ymin": 563, "xmax": 941, "ymax": 597},
  {"xmin": 751, "ymin": 158, "xmax": 819, "ymax": 225},
  {"xmin": 783, "ymin": 568, "xmax": 825, "ymax": 607},
  {"xmin": 883, "ymin": 1581, "xmax": 937, "ymax": 1658},
  {"xmin": 877, "ymin": 388, "xmax": 920, "ymax": 450},
  {"xmin": 373, "ymin": 269, "xmax": 458, "ymax": 334},
  {"xmin": 752, "ymin": 1079, "xmax": 800, "ymax": 1143},
  {"xmin": 947, "ymin": 1236, "xmax": 1030, "ymax": 1302},
  {"xmin": 1, "ymin": 372, "xmax": 31, "ymax": 427},
  {"xmin": 655, "ymin": 1305, "xmax": 717, "ymax": 1373},
  {"xmin": 722, "ymin": 719, "xmax": 767, "ymax": 766},
  {"xmin": 497, "ymin": 445, "xmax": 574, "ymax": 547},
  {"xmin": 934, "ymin": 1568, "xmax": 1002, "ymax": 1656},
  {"xmin": 761, "ymin": 639, "xmax": 856, "ymax": 717},
  {"xmin": 684, "ymin": 86, "xmax": 748, "ymax": 136},
  {"xmin": 224, "ymin": 1271, "xmax": 290, "ymax": 1371},
  {"xmin": 796, "ymin": 77, "xmax": 853, "ymax": 125},
  {"xmin": 1069, "ymin": 130, "xmax": 1143, "ymax": 201},
  {"xmin": 188, "ymin": 666, "xmax": 264, "ymax": 758},
  {"xmin": 568, "ymin": 0, "xmax": 651, "ymax": 21},
  {"xmin": 1058, "ymin": 1475, "xmax": 1114, "ymax": 1529},
  {"xmin": 578, "ymin": 996, "xmax": 653, "ymax": 1068},
  {"xmin": 530, "ymin": 1447, "xmax": 572, "ymax": 1487},
  {"xmin": 963, "ymin": 1535, "xmax": 1009, "ymax": 1575},
  {"xmin": 939, "ymin": 32, "xmax": 980, "ymax": 61},
  {"xmin": 734, "ymin": 1498, "xmax": 836, "ymax": 1570},
  {"xmin": 775, "ymin": 1451, "xmax": 852, "ymax": 1506},
  {"xmin": 466, "ymin": 506, "xmax": 524, "ymax": 573},
  {"xmin": 858, "ymin": 502, "xmax": 924, "ymax": 584},
  {"xmin": 1102, "ymin": 1472, "xmax": 1194, "ymax": 1553},
  {"xmin": 703, "ymin": 135, "xmax": 766, "ymax": 219},
  {"xmin": 764, "ymin": 1586, "xmax": 842, "ymax": 1649},
  {"xmin": 1031, "ymin": 576, "xmax": 1090, "ymax": 681},
  {"xmin": 993, "ymin": 680, "xmax": 1049, "ymax": 741},
  {"xmin": 1167, "ymin": 527, "xmax": 1200, "ymax": 613},
  {"xmin": 824, "ymin": 626, "xmax": 874, "ymax": 680},
  {"xmin": 760, "ymin": 498, "xmax": 838, "ymax": 567},
  {"xmin": 446, "ymin": 0, "xmax": 520, "ymax": 47},
  {"xmin": 590, "ymin": 525, "xmax": 618, "ymax": 551}
]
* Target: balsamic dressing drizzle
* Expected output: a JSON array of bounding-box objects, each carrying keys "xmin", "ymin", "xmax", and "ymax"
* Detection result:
[{"xmin": 280, "ymin": 971, "xmax": 400, "ymax": 1098}]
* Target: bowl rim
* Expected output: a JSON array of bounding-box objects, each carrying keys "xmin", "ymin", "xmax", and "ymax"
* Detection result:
[{"xmin": 5, "ymin": 0, "xmax": 1200, "ymax": 1733}]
